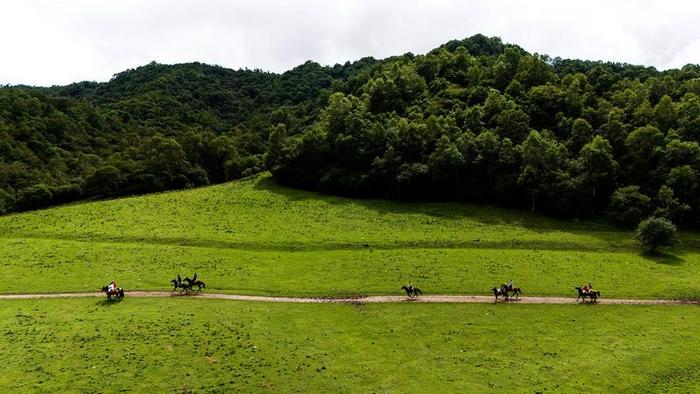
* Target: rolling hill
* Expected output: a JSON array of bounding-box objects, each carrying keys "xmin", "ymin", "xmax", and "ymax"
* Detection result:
[{"xmin": 1, "ymin": 173, "xmax": 698, "ymax": 299}]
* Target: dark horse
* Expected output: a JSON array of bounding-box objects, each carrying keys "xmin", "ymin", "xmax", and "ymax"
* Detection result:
[
  {"xmin": 191, "ymin": 280, "xmax": 206, "ymax": 291},
  {"xmin": 401, "ymin": 285, "xmax": 422, "ymax": 298},
  {"xmin": 185, "ymin": 276, "xmax": 206, "ymax": 291},
  {"xmin": 492, "ymin": 285, "xmax": 509, "ymax": 301},
  {"xmin": 101, "ymin": 286, "xmax": 124, "ymax": 301},
  {"xmin": 509, "ymin": 287, "xmax": 522, "ymax": 298},
  {"xmin": 170, "ymin": 276, "xmax": 191, "ymax": 294},
  {"xmin": 183, "ymin": 276, "xmax": 206, "ymax": 292},
  {"xmin": 575, "ymin": 287, "xmax": 600, "ymax": 303}
]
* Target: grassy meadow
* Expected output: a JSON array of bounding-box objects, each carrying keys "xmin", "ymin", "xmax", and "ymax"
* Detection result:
[
  {"xmin": 0, "ymin": 173, "xmax": 698, "ymax": 299},
  {"xmin": 1, "ymin": 298, "xmax": 698, "ymax": 393},
  {"xmin": 2, "ymin": 174, "xmax": 700, "ymax": 392}
]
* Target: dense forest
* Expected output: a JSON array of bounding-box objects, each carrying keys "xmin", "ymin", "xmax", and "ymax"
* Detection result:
[{"xmin": 2, "ymin": 35, "xmax": 700, "ymax": 227}]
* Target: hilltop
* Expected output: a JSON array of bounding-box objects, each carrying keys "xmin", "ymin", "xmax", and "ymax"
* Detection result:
[{"xmin": 0, "ymin": 34, "xmax": 698, "ymax": 228}]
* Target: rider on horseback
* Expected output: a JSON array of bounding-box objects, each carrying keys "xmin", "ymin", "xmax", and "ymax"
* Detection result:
[
  {"xmin": 108, "ymin": 280, "xmax": 117, "ymax": 293},
  {"xmin": 506, "ymin": 279, "xmax": 513, "ymax": 292},
  {"xmin": 582, "ymin": 282, "xmax": 593, "ymax": 294}
]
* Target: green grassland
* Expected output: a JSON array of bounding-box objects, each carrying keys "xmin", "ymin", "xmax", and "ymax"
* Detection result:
[
  {"xmin": 0, "ymin": 173, "xmax": 699, "ymax": 298},
  {"xmin": 1, "ymin": 298, "xmax": 698, "ymax": 393},
  {"xmin": 2, "ymin": 174, "xmax": 700, "ymax": 392}
]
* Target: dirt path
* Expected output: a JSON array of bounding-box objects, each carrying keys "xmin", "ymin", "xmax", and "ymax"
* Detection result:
[{"xmin": 0, "ymin": 291, "xmax": 697, "ymax": 305}]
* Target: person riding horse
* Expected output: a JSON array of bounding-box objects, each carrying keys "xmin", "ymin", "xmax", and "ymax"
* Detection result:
[
  {"xmin": 506, "ymin": 279, "xmax": 513, "ymax": 292},
  {"xmin": 102, "ymin": 280, "xmax": 124, "ymax": 300}
]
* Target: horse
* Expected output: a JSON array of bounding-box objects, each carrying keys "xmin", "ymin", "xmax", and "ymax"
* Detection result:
[
  {"xmin": 191, "ymin": 280, "xmax": 205, "ymax": 291},
  {"xmin": 170, "ymin": 278, "xmax": 191, "ymax": 293},
  {"xmin": 492, "ymin": 285, "xmax": 509, "ymax": 301},
  {"xmin": 401, "ymin": 285, "xmax": 422, "ymax": 298},
  {"xmin": 182, "ymin": 274, "xmax": 206, "ymax": 292},
  {"xmin": 575, "ymin": 287, "xmax": 600, "ymax": 303},
  {"xmin": 509, "ymin": 287, "xmax": 522, "ymax": 298},
  {"xmin": 101, "ymin": 285, "xmax": 124, "ymax": 301}
]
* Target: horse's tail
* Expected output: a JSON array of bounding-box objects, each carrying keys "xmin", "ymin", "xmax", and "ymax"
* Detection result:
[{"xmin": 415, "ymin": 288, "xmax": 422, "ymax": 295}]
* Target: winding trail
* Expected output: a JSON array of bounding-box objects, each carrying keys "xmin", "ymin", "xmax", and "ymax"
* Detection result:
[{"xmin": 0, "ymin": 291, "xmax": 697, "ymax": 305}]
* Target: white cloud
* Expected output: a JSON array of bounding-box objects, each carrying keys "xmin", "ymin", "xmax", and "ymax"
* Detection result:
[{"xmin": 0, "ymin": 0, "xmax": 698, "ymax": 86}]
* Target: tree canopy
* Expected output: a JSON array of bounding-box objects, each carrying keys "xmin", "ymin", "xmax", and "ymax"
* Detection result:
[{"xmin": 1, "ymin": 34, "xmax": 700, "ymax": 228}]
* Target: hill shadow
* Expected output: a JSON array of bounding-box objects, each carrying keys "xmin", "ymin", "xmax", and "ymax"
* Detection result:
[
  {"xmin": 254, "ymin": 177, "xmax": 700, "ymax": 252},
  {"xmin": 639, "ymin": 250, "xmax": 686, "ymax": 265},
  {"xmin": 252, "ymin": 176, "xmax": 630, "ymax": 243}
]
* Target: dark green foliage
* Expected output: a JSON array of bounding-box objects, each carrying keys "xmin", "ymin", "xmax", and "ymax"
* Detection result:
[
  {"xmin": 653, "ymin": 185, "xmax": 690, "ymax": 222},
  {"xmin": 0, "ymin": 59, "xmax": 354, "ymax": 211},
  {"xmin": 268, "ymin": 36, "xmax": 700, "ymax": 225},
  {"xmin": 2, "ymin": 34, "xmax": 700, "ymax": 226},
  {"xmin": 635, "ymin": 216, "xmax": 677, "ymax": 251},
  {"xmin": 17, "ymin": 184, "xmax": 53, "ymax": 210},
  {"xmin": 607, "ymin": 186, "xmax": 653, "ymax": 226}
]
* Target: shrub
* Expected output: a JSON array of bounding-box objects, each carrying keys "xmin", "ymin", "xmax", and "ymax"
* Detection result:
[{"xmin": 634, "ymin": 216, "xmax": 677, "ymax": 252}]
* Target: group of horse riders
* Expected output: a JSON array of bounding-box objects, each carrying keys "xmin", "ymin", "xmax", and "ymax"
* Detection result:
[
  {"xmin": 495, "ymin": 278, "xmax": 597, "ymax": 294},
  {"xmin": 401, "ymin": 278, "xmax": 600, "ymax": 300},
  {"xmin": 106, "ymin": 277, "xmax": 598, "ymax": 299},
  {"xmin": 499, "ymin": 279, "xmax": 597, "ymax": 295}
]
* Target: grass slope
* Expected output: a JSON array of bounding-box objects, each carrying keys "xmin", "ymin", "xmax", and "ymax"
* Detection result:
[
  {"xmin": 1, "ymin": 298, "xmax": 698, "ymax": 393},
  {"xmin": 0, "ymin": 173, "xmax": 698, "ymax": 298}
]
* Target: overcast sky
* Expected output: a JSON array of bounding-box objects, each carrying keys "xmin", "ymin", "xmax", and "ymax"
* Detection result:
[{"xmin": 1, "ymin": 0, "xmax": 699, "ymax": 86}]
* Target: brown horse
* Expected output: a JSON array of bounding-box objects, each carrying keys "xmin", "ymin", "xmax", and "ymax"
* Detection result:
[
  {"xmin": 101, "ymin": 286, "xmax": 124, "ymax": 301},
  {"xmin": 575, "ymin": 287, "xmax": 600, "ymax": 303},
  {"xmin": 508, "ymin": 287, "xmax": 522, "ymax": 298}
]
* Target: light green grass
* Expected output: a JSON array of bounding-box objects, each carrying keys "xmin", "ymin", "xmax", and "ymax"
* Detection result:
[
  {"xmin": 0, "ymin": 298, "xmax": 697, "ymax": 393},
  {"xmin": 0, "ymin": 173, "xmax": 698, "ymax": 298},
  {"xmin": 1, "ymin": 237, "xmax": 698, "ymax": 299},
  {"xmin": 0, "ymin": 174, "xmax": 640, "ymax": 249}
]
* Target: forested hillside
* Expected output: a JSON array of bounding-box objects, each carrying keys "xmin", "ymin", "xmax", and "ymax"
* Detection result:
[{"xmin": 2, "ymin": 34, "xmax": 700, "ymax": 226}]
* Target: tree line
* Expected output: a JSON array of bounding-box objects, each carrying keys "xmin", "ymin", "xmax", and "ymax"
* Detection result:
[
  {"xmin": 0, "ymin": 60, "xmax": 347, "ymax": 212},
  {"xmin": 268, "ymin": 36, "xmax": 700, "ymax": 228},
  {"xmin": 2, "ymin": 35, "xmax": 700, "ymax": 229}
]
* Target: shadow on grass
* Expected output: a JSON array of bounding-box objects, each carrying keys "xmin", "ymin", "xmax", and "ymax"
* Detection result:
[
  {"xmin": 252, "ymin": 175, "xmax": 626, "ymax": 236},
  {"xmin": 95, "ymin": 298, "xmax": 124, "ymax": 307},
  {"xmin": 639, "ymin": 250, "xmax": 685, "ymax": 265}
]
